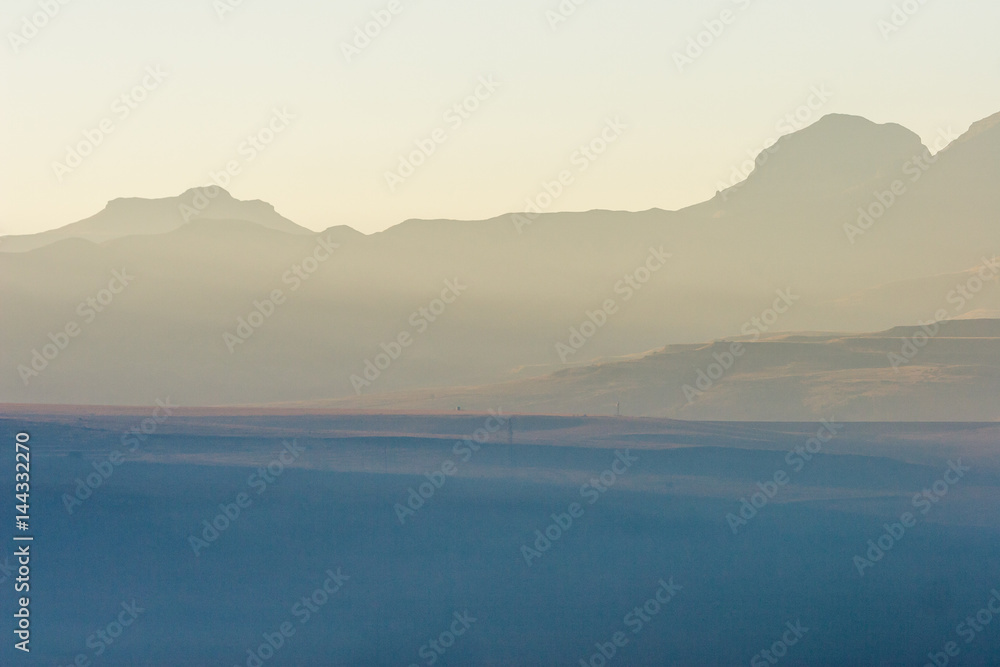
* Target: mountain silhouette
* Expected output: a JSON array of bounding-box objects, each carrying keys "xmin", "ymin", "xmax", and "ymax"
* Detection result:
[
  {"xmin": 1, "ymin": 111, "xmax": 997, "ymax": 409},
  {"xmin": 0, "ymin": 187, "xmax": 313, "ymax": 253}
]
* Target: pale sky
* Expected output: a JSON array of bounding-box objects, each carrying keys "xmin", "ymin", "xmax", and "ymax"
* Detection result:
[{"xmin": 2, "ymin": 0, "xmax": 998, "ymax": 235}]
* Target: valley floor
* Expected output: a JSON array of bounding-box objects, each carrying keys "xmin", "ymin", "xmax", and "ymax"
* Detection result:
[{"xmin": 2, "ymin": 411, "xmax": 999, "ymax": 665}]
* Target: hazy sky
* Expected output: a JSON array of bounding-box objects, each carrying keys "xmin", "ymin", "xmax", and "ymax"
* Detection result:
[{"xmin": 2, "ymin": 0, "xmax": 998, "ymax": 235}]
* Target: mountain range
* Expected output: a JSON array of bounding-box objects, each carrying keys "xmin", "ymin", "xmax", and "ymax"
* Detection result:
[{"xmin": 2, "ymin": 111, "xmax": 998, "ymax": 417}]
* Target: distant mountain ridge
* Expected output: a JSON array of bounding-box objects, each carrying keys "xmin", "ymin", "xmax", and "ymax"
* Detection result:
[
  {"xmin": 312, "ymin": 319, "xmax": 1000, "ymax": 421},
  {"xmin": 718, "ymin": 113, "xmax": 927, "ymax": 205},
  {"xmin": 0, "ymin": 187, "xmax": 314, "ymax": 253},
  {"xmin": 1, "ymin": 109, "xmax": 998, "ymax": 409}
]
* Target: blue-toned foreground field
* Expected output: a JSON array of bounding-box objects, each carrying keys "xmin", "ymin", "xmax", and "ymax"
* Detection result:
[{"xmin": 2, "ymin": 412, "xmax": 999, "ymax": 666}]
